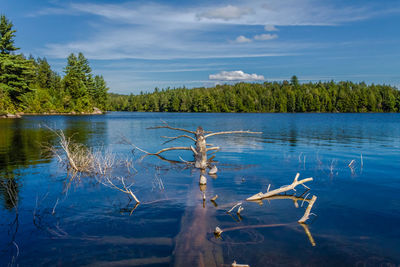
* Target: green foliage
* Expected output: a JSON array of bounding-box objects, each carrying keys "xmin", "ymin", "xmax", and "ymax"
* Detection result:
[
  {"xmin": 0, "ymin": 15, "xmax": 19, "ymax": 54},
  {"xmin": 0, "ymin": 15, "xmax": 108, "ymax": 114},
  {"xmin": 107, "ymin": 81, "xmax": 400, "ymax": 113},
  {"xmin": 93, "ymin": 75, "xmax": 109, "ymax": 110},
  {"xmin": 0, "ymin": 53, "xmax": 35, "ymax": 106}
]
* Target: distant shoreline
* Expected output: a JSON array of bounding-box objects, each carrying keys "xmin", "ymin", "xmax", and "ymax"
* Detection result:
[{"xmin": 0, "ymin": 108, "xmax": 104, "ymax": 119}]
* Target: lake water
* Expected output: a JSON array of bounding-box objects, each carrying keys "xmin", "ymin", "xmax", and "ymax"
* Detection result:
[{"xmin": 1, "ymin": 112, "xmax": 399, "ymax": 266}]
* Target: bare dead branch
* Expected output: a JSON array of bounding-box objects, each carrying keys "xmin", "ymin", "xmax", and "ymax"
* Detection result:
[
  {"xmin": 147, "ymin": 120, "xmax": 195, "ymax": 134},
  {"xmin": 206, "ymin": 146, "xmax": 220, "ymax": 152},
  {"xmin": 120, "ymin": 135, "xmax": 150, "ymax": 154},
  {"xmin": 227, "ymin": 202, "xmax": 242, "ymax": 213},
  {"xmin": 190, "ymin": 145, "xmax": 198, "ymax": 155},
  {"xmin": 204, "ymin": 130, "xmax": 262, "ymax": 139},
  {"xmin": 246, "ymin": 173, "xmax": 313, "ymax": 201},
  {"xmin": 211, "ymin": 195, "xmax": 218, "ymax": 201},
  {"xmin": 248, "ymin": 192, "xmax": 311, "ymax": 208},
  {"xmin": 298, "ymin": 195, "xmax": 317, "ymax": 223},
  {"xmin": 99, "ymin": 176, "xmax": 140, "ymax": 203},
  {"xmin": 161, "ymin": 135, "xmax": 196, "ymax": 144},
  {"xmin": 148, "ymin": 146, "xmax": 192, "ymax": 155}
]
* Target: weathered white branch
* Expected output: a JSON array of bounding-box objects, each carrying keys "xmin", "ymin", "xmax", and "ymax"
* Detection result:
[
  {"xmin": 227, "ymin": 202, "xmax": 242, "ymax": 213},
  {"xmin": 237, "ymin": 206, "xmax": 244, "ymax": 215},
  {"xmin": 246, "ymin": 173, "xmax": 313, "ymax": 201},
  {"xmin": 204, "ymin": 130, "xmax": 262, "ymax": 139},
  {"xmin": 249, "ymin": 193, "xmax": 311, "ymax": 208},
  {"xmin": 298, "ymin": 195, "xmax": 317, "ymax": 223},
  {"xmin": 190, "ymin": 145, "xmax": 198, "ymax": 155},
  {"xmin": 148, "ymin": 146, "xmax": 192, "ymax": 155},
  {"xmin": 101, "ymin": 176, "xmax": 140, "ymax": 204},
  {"xmin": 206, "ymin": 146, "xmax": 220, "ymax": 152},
  {"xmin": 161, "ymin": 135, "xmax": 196, "ymax": 144}
]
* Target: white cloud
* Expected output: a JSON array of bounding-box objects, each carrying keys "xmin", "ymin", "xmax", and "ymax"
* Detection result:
[
  {"xmin": 254, "ymin": 33, "xmax": 278, "ymax": 41},
  {"xmin": 235, "ymin": 35, "xmax": 252, "ymax": 43},
  {"xmin": 264, "ymin": 25, "xmax": 278, "ymax": 31},
  {"xmin": 32, "ymin": 0, "xmax": 395, "ymax": 60},
  {"xmin": 197, "ymin": 5, "xmax": 252, "ymax": 21},
  {"xmin": 209, "ymin": 70, "xmax": 265, "ymax": 81}
]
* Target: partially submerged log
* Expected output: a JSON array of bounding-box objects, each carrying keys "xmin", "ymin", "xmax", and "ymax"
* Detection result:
[
  {"xmin": 147, "ymin": 121, "xmax": 261, "ymax": 170},
  {"xmin": 246, "ymin": 173, "xmax": 313, "ymax": 201},
  {"xmin": 247, "ymin": 191, "xmax": 311, "ymax": 208},
  {"xmin": 173, "ymin": 173, "xmax": 223, "ymax": 267}
]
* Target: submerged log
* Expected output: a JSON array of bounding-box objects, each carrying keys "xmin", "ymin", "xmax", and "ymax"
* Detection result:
[{"xmin": 173, "ymin": 176, "xmax": 223, "ymax": 267}]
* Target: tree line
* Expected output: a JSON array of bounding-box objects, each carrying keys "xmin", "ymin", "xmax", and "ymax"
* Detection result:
[
  {"xmin": 0, "ymin": 15, "xmax": 108, "ymax": 115},
  {"xmin": 108, "ymin": 76, "xmax": 400, "ymax": 113}
]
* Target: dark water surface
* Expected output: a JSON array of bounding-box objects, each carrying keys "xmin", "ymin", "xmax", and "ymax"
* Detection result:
[{"xmin": 1, "ymin": 113, "xmax": 399, "ymax": 266}]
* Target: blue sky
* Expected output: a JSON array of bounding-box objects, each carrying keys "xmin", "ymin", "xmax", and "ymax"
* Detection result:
[{"xmin": 2, "ymin": 0, "xmax": 400, "ymax": 94}]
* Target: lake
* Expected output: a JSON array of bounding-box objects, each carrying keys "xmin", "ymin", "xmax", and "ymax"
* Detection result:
[{"xmin": 1, "ymin": 112, "xmax": 400, "ymax": 266}]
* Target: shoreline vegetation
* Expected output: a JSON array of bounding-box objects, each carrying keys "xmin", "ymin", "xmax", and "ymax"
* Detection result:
[{"xmin": 107, "ymin": 78, "xmax": 400, "ymax": 113}]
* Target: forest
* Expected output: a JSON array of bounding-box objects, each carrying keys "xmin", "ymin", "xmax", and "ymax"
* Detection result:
[
  {"xmin": 0, "ymin": 15, "xmax": 108, "ymax": 115},
  {"xmin": 107, "ymin": 77, "xmax": 400, "ymax": 113}
]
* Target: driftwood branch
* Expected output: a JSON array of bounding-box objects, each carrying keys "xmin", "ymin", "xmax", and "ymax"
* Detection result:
[
  {"xmin": 246, "ymin": 173, "xmax": 313, "ymax": 201},
  {"xmin": 249, "ymin": 193, "xmax": 311, "ymax": 208},
  {"xmin": 204, "ymin": 130, "xmax": 262, "ymax": 139},
  {"xmin": 298, "ymin": 195, "xmax": 317, "ymax": 223},
  {"xmin": 148, "ymin": 147, "xmax": 192, "ymax": 156},
  {"xmin": 161, "ymin": 135, "xmax": 196, "ymax": 144},
  {"xmin": 147, "ymin": 121, "xmax": 195, "ymax": 134},
  {"xmin": 99, "ymin": 176, "xmax": 140, "ymax": 203},
  {"xmin": 206, "ymin": 146, "xmax": 220, "ymax": 152}
]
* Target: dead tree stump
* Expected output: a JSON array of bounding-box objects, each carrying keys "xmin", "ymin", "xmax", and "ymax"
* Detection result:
[{"xmin": 146, "ymin": 121, "xmax": 261, "ymax": 170}]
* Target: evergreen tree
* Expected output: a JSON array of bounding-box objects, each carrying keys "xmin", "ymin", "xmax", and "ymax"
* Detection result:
[
  {"xmin": 63, "ymin": 53, "xmax": 90, "ymax": 111},
  {"xmin": 93, "ymin": 75, "xmax": 109, "ymax": 110},
  {"xmin": 0, "ymin": 15, "xmax": 19, "ymax": 54}
]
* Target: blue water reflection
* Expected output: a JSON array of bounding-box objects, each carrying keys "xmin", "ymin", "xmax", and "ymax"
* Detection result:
[{"xmin": 0, "ymin": 113, "xmax": 399, "ymax": 266}]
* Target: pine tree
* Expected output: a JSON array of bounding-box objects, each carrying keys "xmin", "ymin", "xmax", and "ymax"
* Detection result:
[
  {"xmin": 0, "ymin": 15, "xmax": 19, "ymax": 54},
  {"xmin": 63, "ymin": 53, "xmax": 90, "ymax": 111},
  {"xmin": 93, "ymin": 75, "xmax": 109, "ymax": 110}
]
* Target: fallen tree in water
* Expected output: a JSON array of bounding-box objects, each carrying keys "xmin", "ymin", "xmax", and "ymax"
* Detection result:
[{"xmin": 146, "ymin": 121, "xmax": 261, "ymax": 170}]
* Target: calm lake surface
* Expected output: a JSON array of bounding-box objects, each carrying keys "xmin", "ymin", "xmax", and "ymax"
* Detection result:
[{"xmin": 1, "ymin": 112, "xmax": 400, "ymax": 266}]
